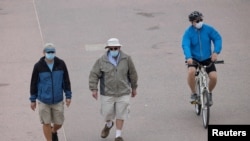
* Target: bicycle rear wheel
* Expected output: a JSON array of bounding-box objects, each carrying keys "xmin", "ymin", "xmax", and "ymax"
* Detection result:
[
  {"xmin": 195, "ymin": 79, "xmax": 201, "ymax": 115},
  {"xmin": 201, "ymin": 89, "xmax": 210, "ymax": 129}
]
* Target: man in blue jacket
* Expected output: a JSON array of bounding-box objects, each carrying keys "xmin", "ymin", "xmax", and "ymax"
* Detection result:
[
  {"xmin": 29, "ymin": 43, "xmax": 72, "ymax": 141},
  {"xmin": 182, "ymin": 11, "xmax": 222, "ymax": 106}
]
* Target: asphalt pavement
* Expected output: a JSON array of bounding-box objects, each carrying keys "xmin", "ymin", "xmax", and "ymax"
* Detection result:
[{"xmin": 0, "ymin": 0, "xmax": 250, "ymax": 141}]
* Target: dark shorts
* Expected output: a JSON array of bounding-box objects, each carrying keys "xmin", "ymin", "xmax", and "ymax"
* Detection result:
[{"xmin": 188, "ymin": 58, "xmax": 216, "ymax": 74}]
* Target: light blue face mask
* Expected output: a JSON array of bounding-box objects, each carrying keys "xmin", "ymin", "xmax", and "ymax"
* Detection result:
[
  {"xmin": 45, "ymin": 53, "xmax": 55, "ymax": 60},
  {"xmin": 110, "ymin": 50, "xmax": 119, "ymax": 57}
]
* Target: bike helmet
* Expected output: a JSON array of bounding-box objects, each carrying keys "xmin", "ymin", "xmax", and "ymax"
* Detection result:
[{"xmin": 189, "ymin": 11, "xmax": 203, "ymax": 22}]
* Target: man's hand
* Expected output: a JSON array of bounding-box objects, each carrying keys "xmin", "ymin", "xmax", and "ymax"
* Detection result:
[
  {"xmin": 65, "ymin": 99, "xmax": 71, "ymax": 107},
  {"xmin": 211, "ymin": 53, "xmax": 218, "ymax": 62},
  {"xmin": 186, "ymin": 58, "xmax": 193, "ymax": 65},
  {"xmin": 30, "ymin": 102, "xmax": 36, "ymax": 111},
  {"xmin": 131, "ymin": 89, "xmax": 137, "ymax": 98},
  {"xmin": 92, "ymin": 90, "xmax": 98, "ymax": 100}
]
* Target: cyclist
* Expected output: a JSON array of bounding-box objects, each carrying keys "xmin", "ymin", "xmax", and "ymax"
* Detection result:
[{"xmin": 181, "ymin": 11, "xmax": 222, "ymax": 106}]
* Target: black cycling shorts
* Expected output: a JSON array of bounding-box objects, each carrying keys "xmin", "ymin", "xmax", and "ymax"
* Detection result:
[{"xmin": 188, "ymin": 58, "xmax": 216, "ymax": 74}]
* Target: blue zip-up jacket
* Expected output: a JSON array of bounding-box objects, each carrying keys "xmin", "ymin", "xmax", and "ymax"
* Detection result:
[
  {"xmin": 182, "ymin": 24, "xmax": 222, "ymax": 61},
  {"xmin": 29, "ymin": 56, "xmax": 72, "ymax": 104}
]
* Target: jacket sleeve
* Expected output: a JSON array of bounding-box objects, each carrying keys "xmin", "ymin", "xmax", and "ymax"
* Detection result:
[
  {"xmin": 127, "ymin": 56, "xmax": 138, "ymax": 89},
  {"xmin": 182, "ymin": 30, "xmax": 192, "ymax": 60},
  {"xmin": 29, "ymin": 64, "xmax": 39, "ymax": 102},
  {"xmin": 62, "ymin": 61, "xmax": 72, "ymax": 99},
  {"xmin": 89, "ymin": 59, "xmax": 102, "ymax": 91},
  {"xmin": 210, "ymin": 27, "xmax": 222, "ymax": 54}
]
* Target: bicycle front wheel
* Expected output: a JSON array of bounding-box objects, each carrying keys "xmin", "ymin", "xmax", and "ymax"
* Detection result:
[
  {"xmin": 195, "ymin": 79, "xmax": 201, "ymax": 115},
  {"xmin": 201, "ymin": 89, "xmax": 210, "ymax": 129}
]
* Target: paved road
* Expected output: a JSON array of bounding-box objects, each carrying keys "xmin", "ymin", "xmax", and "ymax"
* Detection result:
[{"xmin": 0, "ymin": 0, "xmax": 249, "ymax": 141}]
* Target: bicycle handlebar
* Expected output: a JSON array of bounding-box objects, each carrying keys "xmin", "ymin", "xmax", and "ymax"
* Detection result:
[
  {"xmin": 214, "ymin": 60, "xmax": 224, "ymax": 64},
  {"xmin": 185, "ymin": 60, "xmax": 225, "ymax": 67}
]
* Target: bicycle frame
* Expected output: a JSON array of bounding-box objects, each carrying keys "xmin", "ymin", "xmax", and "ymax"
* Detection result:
[{"xmin": 196, "ymin": 65, "xmax": 209, "ymax": 107}]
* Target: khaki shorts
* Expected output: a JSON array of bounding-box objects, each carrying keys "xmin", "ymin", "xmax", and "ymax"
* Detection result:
[
  {"xmin": 100, "ymin": 95, "xmax": 130, "ymax": 121},
  {"xmin": 38, "ymin": 101, "xmax": 64, "ymax": 125}
]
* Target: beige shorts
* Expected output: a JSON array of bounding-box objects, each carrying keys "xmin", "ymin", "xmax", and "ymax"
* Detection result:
[
  {"xmin": 38, "ymin": 101, "xmax": 64, "ymax": 125},
  {"xmin": 100, "ymin": 95, "xmax": 130, "ymax": 121}
]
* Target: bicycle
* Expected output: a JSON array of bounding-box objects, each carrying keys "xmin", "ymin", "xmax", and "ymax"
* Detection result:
[{"xmin": 186, "ymin": 60, "xmax": 224, "ymax": 129}]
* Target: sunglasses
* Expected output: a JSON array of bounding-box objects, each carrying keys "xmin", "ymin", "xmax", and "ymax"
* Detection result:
[
  {"xmin": 109, "ymin": 47, "xmax": 119, "ymax": 51},
  {"xmin": 46, "ymin": 51, "xmax": 55, "ymax": 54},
  {"xmin": 195, "ymin": 19, "xmax": 203, "ymax": 23}
]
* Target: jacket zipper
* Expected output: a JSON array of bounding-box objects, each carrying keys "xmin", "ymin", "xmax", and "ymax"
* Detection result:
[
  {"xmin": 198, "ymin": 30, "xmax": 203, "ymax": 61},
  {"xmin": 50, "ymin": 71, "xmax": 54, "ymax": 104},
  {"xmin": 110, "ymin": 58, "xmax": 119, "ymax": 94},
  {"xmin": 47, "ymin": 63, "xmax": 54, "ymax": 104}
]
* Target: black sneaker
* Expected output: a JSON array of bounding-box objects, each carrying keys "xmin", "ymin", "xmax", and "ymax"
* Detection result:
[
  {"xmin": 52, "ymin": 132, "xmax": 58, "ymax": 141},
  {"xmin": 208, "ymin": 93, "xmax": 213, "ymax": 106},
  {"xmin": 190, "ymin": 93, "xmax": 198, "ymax": 104}
]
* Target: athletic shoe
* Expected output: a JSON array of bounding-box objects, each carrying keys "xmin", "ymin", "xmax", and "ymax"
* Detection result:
[
  {"xmin": 190, "ymin": 93, "xmax": 198, "ymax": 104},
  {"xmin": 115, "ymin": 136, "xmax": 124, "ymax": 141},
  {"xmin": 52, "ymin": 132, "xmax": 58, "ymax": 141},
  {"xmin": 101, "ymin": 121, "xmax": 114, "ymax": 138}
]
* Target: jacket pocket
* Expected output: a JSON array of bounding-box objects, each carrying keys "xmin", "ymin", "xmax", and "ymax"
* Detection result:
[{"xmin": 38, "ymin": 85, "xmax": 52, "ymax": 102}]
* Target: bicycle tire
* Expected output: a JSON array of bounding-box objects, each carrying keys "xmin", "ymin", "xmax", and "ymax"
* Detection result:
[
  {"xmin": 195, "ymin": 79, "xmax": 201, "ymax": 115},
  {"xmin": 201, "ymin": 89, "xmax": 210, "ymax": 129}
]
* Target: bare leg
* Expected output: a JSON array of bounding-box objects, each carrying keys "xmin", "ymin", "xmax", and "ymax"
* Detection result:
[
  {"xmin": 116, "ymin": 119, "xmax": 124, "ymax": 130},
  {"xmin": 52, "ymin": 124, "xmax": 62, "ymax": 133},
  {"xmin": 187, "ymin": 67, "xmax": 196, "ymax": 94},
  {"xmin": 43, "ymin": 124, "xmax": 52, "ymax": 141},
  {"xmin": 115, "ymin": 119, "xmax": 124, "ymax": 138},
  {"xmin": 208, "ymin": 71, "xmax": 217, "ymax": 93}
]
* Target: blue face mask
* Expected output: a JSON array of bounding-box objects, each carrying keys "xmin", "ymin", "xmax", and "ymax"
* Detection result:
[
  {"xmin": 45, "ymin": 53, "xmax": 55, "ymax": 60},
  {"xmin": 110, "ymin": 50, "xmax": 119, "ymax": 57}
]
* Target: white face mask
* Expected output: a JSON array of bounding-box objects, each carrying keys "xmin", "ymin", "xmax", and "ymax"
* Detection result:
[{"xmin": 195, "ymin": 22, "xmax": 203, "ymax": 29}]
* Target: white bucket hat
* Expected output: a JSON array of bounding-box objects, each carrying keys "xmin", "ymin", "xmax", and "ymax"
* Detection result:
[{"xmin": 105, "ymin": 38, "xmax": 122, "ymax": 48}]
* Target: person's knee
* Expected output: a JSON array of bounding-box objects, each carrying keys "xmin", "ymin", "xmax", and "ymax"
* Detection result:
[
  {"xmin": 43, "ymin": 124, "xmax": 51, "ymax": 128},
  {"xmin": 188, "ymin": 72, "xmax": 195, "ymax": 78},
  {"xmin": 188, "ymin": 67, "xmax": 196, "ymax": 76},
  {"xmin": 209, "ymin": 72, "xmax": 217, "ymax": 80}
]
